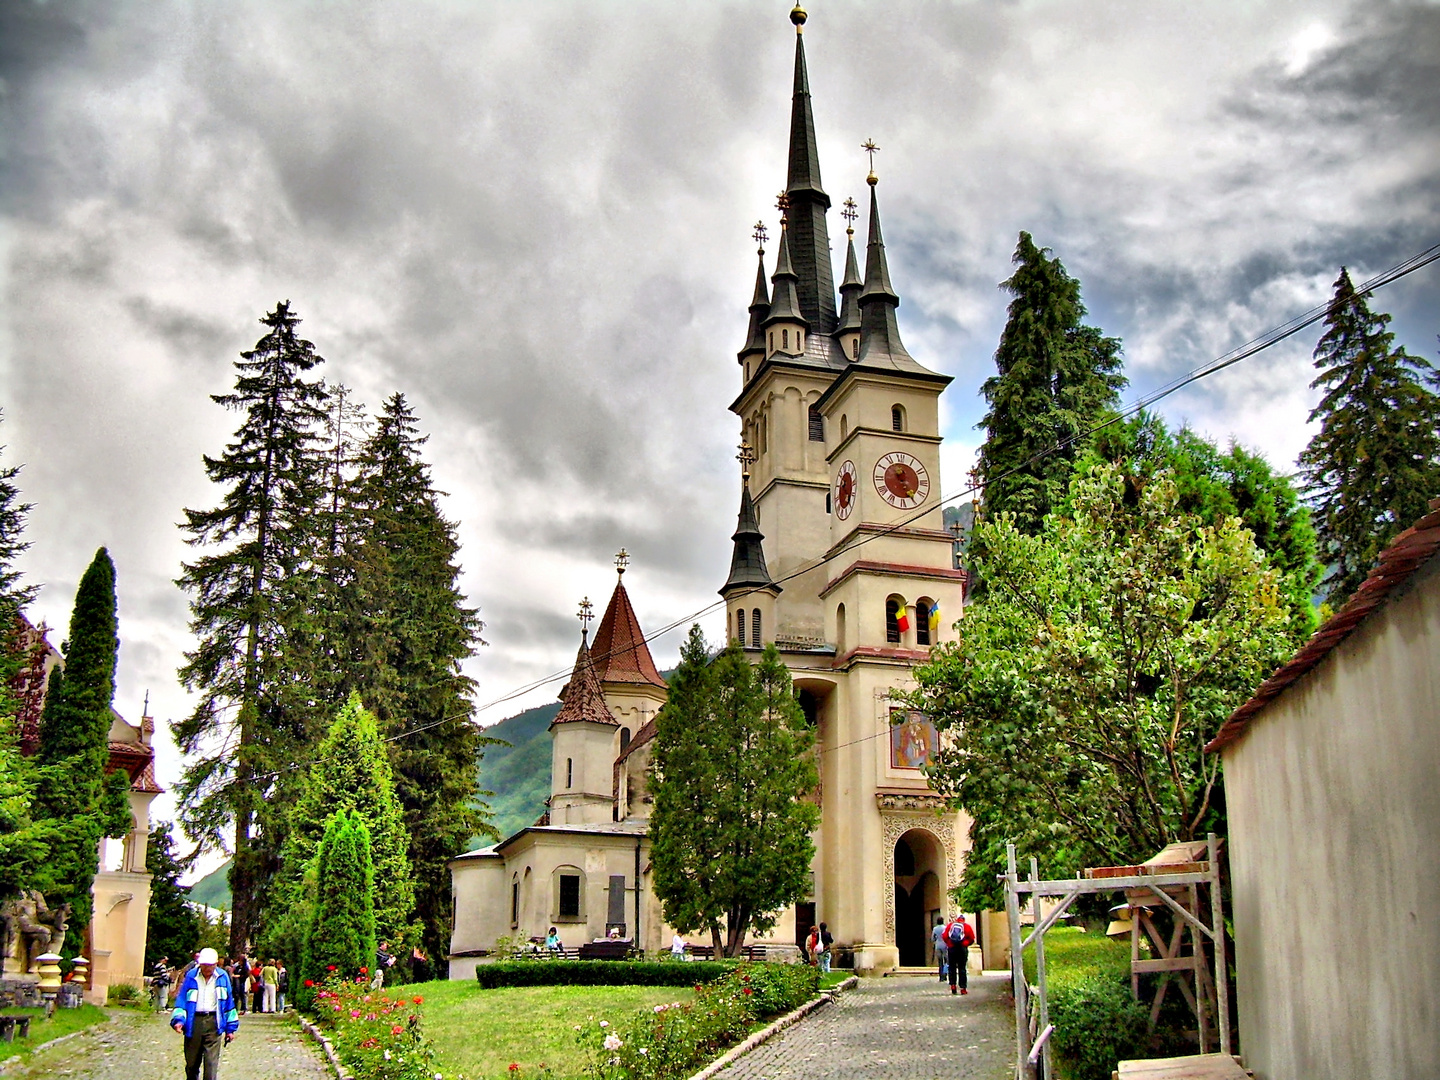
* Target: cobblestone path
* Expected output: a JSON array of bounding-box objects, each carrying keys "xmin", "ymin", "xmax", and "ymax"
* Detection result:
[
  {"xmin": 8, "ymin": 1008, "xmax": 328, "ymax": 1080},
  {"xmin": 718, "ymin": 973, "xmax": 1015, "ymax": 1080}
]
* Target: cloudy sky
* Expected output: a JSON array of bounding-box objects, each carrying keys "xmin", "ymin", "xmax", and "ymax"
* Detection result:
[{"xmin": 2, "ymin": 0, "xmax": 1437, "ymax": 874}]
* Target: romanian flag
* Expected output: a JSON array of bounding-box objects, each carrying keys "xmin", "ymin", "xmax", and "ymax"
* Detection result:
[
  {"xmin": 929, "ymin": 600, "xmax": 941, "ymax": 630},
  {"xmin": 896, "ymin": 610, "xmax": 911, "ymax": 633}
]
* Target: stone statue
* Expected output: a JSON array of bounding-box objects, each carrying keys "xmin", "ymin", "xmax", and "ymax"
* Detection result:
[
  {"xmin": 32, "ymin": 893, "xmax": 71, "ymax": 955},
  {"xmin": 0, "ymin": 892, "xmax": 71, "ymax": 974}
]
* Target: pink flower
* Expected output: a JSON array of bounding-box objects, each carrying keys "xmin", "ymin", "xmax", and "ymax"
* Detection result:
[{"xmin": 391, "ymin": 1024, "xmax": 405, "ymax": 1035}]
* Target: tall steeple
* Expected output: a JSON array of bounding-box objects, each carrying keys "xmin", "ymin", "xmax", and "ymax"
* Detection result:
[
  {"xmin": 836, "ymin": 196, "xmax": 863, "ymax": 359},
  {"xmin": 763, "ymin": 214, "xmax": 807, "ymax": 330},
  {"xmin": 857, "ymin": 175, "xmax": 913, "ymax": 365},
  {"xmin": 784, "ymin": 4, "xmax": 837, "ymax": 335},
  {"xmin": 738, "ymin": 224, "xmax": 770, "ymax": 369},
  {"xmin": 721, "ymin": 445, "xmax": 780, "ymax": 598},
  {"xmin": 591, "ymin": 554, "xmax": 668, "ymax": 691}
]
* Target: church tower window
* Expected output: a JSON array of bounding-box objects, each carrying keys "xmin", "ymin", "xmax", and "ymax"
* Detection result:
[
  {"xmin": 558, "ymin": 873, "xmax": 581, "ymax": 918},
  {"xmin": 892, "ymin": 405, "xmax": 905, "ymax": 432},
  {"xmin": 752, "ymin": 609, "xmax": 762, "ymax": 644},
  {"xmin": 836, "ymin": 603, "xmax": 846, "ymax": 654},
  {"xmin": 852, "ymin": 337, "xmax": 859, "ymax": 359},
  {"xmin": 737, "ymin": 609, "xmax": 747, "ymax": 646},
  {"xmin": 840, "ymin": 415, "xmax": 848, "ymax": 439},
  {"xmin": 566, "ymin": 758, "xmax": 573, "ymax": 789},
  {"xmin": 915, "ymin": 598, "xmax": 932, "ymax": 646},
  {"xmin": 620, "ymin": 727, "xmax": 631, "ymax": 752},
  {"xmin": 885, "ymin": 597, "xmax": 902, "ymax": 644},
  {"xmin": 782, "ymin": 328, "xmax": 789, "ymax": 350},
  {"xmin": 808, "ymin": 405, "xmax": 824, "ymax": 441}
]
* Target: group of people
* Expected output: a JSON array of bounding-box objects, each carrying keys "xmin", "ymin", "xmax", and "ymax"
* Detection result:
[
  {"xmin": 803, "ymin": 923, "xmax": 833, "ymax": 973},
  {"xmin": 150, "ymin": 952, "xmax": 289, "ymax": 1015},
  {"xmin": 932, "ymin": 914, "xmax": 975, "ymax": 996}
]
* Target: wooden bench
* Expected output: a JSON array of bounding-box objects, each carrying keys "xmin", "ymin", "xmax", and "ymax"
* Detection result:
[
  {"xmin": 578, "ymin": 941, "xmax": 636, "ymax": 961},
  {"xmin": 1115, "ymin": 1053, "xmax": 1254, "ymax": 1079},
  {"xmin": 0, "ymin": 1014, "xmax": 33, "ymax": 1042}
]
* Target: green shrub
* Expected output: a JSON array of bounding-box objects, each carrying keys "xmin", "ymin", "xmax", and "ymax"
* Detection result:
[
  {"xmin": 1048, "ymin": 973, "xmax": 1149, "ymax": 1080},
  {"xmin": 106, "ymin": 982, "xmax": 145, "ymax": 1007},
  {"xmin": 310, "ymin": 974, "xmax": 448, "ymax": 1080},
  {"xmin": 475, "ymin": 961, "xmax": 737, "ymax": 989}
]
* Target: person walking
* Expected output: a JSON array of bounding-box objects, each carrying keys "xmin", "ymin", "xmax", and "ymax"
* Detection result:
[
  {"xmin": 261, "ymin": 959, "xmax": 278, "ymax": 1013},
  {"xmin": 818, "ymin": 923, "xmax": 833, "ymax": 975},
  {"xmin": 151, "ymin": 956, "xmax": 172, "ymax": 1011},
  {"xmin": 804, "ymin": 925, "xmax": 820, "ymax": 967},
  {"xmin": 229, "ymin": 959, "xmax": 247, "ymax": 1015},
  {"xmin": 170, "ymin": 947, "xmax": 240, "ymax": 1080},
  {"xmin": 249, "ymin": 960, "xmax": 264, "ymax": 1014},
  {"xmin": 930, "ymin": 917, "xmax": 948, "ymax": 982},
  {"xmin": 275, "ymin": 961, "xmax": 289, "ymax": 1013},
  {"xmin": 943, "ymin": 914, "xmax": 974, "ymax": 996}
]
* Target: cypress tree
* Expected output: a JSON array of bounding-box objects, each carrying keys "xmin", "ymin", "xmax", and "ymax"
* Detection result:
[
  {"xmin": 33, "ymin": 548, "xmax": 132, "ymax": 945},
  {"xmin": 976, "ymin": 232, "xmax": 1126, "ymax": 533},
  {"xmin": 265, "ymin": 692, "xmax": 413, "ymax": 961},
  {"xmin": 176, "ymin": 301, "xmax": 331, "ymax": 955},
  {"xmin": 1299, "ymin": 269, "xmax": 1440, "ymax": 602},
  {"xmin": 301, "ymin": 810, "xmax": 376, "ymax": 998},
  {"xmin": 332, "ymin": 393, "xmax": 494, "ymax": 966}
]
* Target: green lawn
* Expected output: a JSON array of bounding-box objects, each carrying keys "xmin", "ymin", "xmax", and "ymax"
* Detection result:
[
  {"xmin": 0, "ymin": 1004, "xmax": 112, "ymax": 1053},
  {"xmin": 418, "ymin": 980, "xmax": 682, "ymax": 1079},
  {"xmin": 1022, "ymin": 924, "xmax": 1133, "ymax": 987}
]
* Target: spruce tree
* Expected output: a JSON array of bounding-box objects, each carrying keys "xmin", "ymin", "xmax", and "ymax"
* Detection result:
[
  {"xmin": 176, "ymin": 301, "xmax": 331, "ymax": 954},
  {"xmin": 332, "ymin": 393, "xmax": 493, "ymax": 965},
  {"xmin": 145, "ymin": 821, "xmax": 201, "ymax": 967},
  {"xmin": 976, "ymin": 232, "xmax": 1126, "ymax": 532},
  {"xmin": 300, "ymin": 810, "xmax": 376, "ymax": 1000},
  {"xmin": 1299, "ymin": 269, "xmax": 1440, "ymax": 603},
  {"xmin": 33, "ymin": 548, "xmax": 132, "ymax": 945},
  {"xmin": 265, "ymin": 693, "xmax": 413, "ymax": 961}
]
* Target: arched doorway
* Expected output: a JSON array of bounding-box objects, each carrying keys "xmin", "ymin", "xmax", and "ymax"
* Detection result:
[{"xmin": 893, "ymin": 829, "xmax": 944, "ymax": 967}]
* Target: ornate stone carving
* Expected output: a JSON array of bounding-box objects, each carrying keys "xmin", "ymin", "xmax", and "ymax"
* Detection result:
[{"xmin": 877, "ymin": 799, "xmax": 960, "ymax": 943}]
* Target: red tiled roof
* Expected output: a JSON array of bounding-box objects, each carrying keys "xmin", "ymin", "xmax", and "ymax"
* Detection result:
[
  {"xmin": 591, "ymin": 581, "xmax": 667, "ymax": 689},
  {"xmin": 132, "ymin": 759, "xmax": 164, "ymax": 794},
  {"xmin": 552, "ymin": 637, "xmax": 618, "ymax": 727},
  {"xmin": 1206, "ymin": 499, "xmax": 1440, "ymax": 754}
]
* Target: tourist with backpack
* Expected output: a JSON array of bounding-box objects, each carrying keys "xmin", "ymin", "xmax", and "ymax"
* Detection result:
[{"xmin": 943, "ymin": 914, "xmax": 974, "ymax": 995}]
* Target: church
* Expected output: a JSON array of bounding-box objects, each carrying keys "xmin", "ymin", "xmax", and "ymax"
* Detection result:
[{"xmin": 448, "ymin": 5, "xmax": 981, "ymax": 978}]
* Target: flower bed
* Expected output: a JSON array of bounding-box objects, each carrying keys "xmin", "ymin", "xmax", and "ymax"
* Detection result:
[
  {"xmin": 475, "ymin": 961, "xmax": 736, "ymax": 990},
  {"xmin": 309, "ymin": 973, "xmax": 451, "ymax": 1080},
  {"xmin": 571, "ymin": 963, "xmax": 817, "ymax": 1080}
]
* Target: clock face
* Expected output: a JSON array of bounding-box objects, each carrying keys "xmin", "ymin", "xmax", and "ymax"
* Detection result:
[
  {"xmin": 873, "ymin": 452, "xmax": 930, "ymax": 510},
  {"xmin": 834, "ymin": 461, "xmax": 857, "ymax": 520}
]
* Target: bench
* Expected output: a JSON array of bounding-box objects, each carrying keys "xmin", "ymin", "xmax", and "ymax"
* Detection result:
[
  {"xmin": 578, "ymin": 941, "xmax": 636, "ymax": 961},
  {"xmin": 0, "ymin": 1014, "xmax": 33, "ymax": 1042}
]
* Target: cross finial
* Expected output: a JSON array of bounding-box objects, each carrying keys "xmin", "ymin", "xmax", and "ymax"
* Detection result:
[
  {"xmin": 775, "ymin": 190, "xmax": 790, "ymax": 224},
  {"xmin": 841, "ymin": 197, "xmax": 858, "ymax": 235},
  {"xmin": 862, "ymin": 139, "xmax": 880, "ymax": 185},
  {"xmin": 752, "ymin": 221, "xmax": 768, "ymax": 253},
  {"xmin": 615, "ymin": 549, "xmax": 630, "ymax": 577},
  {"xmin": 577, "ymin": 596, "xmax": 595, "ymax": 636},
  {"xmin": 737, "ymin": 440, "xmax": 757, "ymax": 484}
]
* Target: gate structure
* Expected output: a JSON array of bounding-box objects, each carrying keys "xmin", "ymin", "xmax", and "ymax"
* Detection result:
[{"xmin": 1003, "ymin": 834, "xmax": 1230, "ymax": 1080}]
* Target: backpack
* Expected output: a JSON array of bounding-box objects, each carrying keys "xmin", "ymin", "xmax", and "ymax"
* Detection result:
[{"xmin": 946, "ymin": 918, "xmax": 973, "ymax": 947}]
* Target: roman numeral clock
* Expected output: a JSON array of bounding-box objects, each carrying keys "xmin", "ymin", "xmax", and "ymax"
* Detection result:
[{"xmin": 873, "ymin": 451, "xmax": 930, "ymax": 511}]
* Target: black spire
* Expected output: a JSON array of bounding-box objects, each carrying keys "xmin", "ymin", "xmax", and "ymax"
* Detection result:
[
  {"xmin": 837, "ymin": 220, "xmax": 863, "ymax": 345},
  {"xmin": 857, "ymin": 181, "xmax": 912, "ymax": 364},
  {"xmin": 738, "ymin": 249, "xmax": 770, "ymax": 362},
  {"xmin": 763, "ymin": 223, "xmax": 807, "ymax": 328},
  {"xmin": 784, "ymin": 19, "xmax": 837, "ymax": 334},
  {"xmin": 721, "ymin": 481, "xmax": 779, "ymax": 596}
]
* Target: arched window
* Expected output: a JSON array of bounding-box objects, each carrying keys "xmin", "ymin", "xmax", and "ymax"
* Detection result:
[
  {"xmin": 752, "ymin": 609, "xmax": 761, "ymax": 644},
  {"xmin": 511, "ymin": 877, "xmax": 520, "ymax": 924},
  {"xmin": 782, "ymin": 328, "xmax": 789, "ymax": 350},
  {"xmin": 554, "ymin": 866, "xmax": 586, "ymax": 920},
  {"xmin": 760, "ymin": 415, "xmax": 768, "ymax": 454},
  {"xmin": 744, "ymin": 361, "xmax": 751, "ymax": 381},
  {"xmin": 915, "ymin": 598, "xmax": 933, "ymax": 646},
  {"xmin": 892, "ymin": 405, "xmax": 905, "ymax": 432},
  {"xmin": 836, "ymin": 603, "xmax": 847, "ymax": 654},
  {"xmin": 825, "ymin": 491, "xmax": 832, "ymax": 514},
  {"xmin": 620, "ymin": 727, "xmax": 632, "ymax": 753},
  {"xmin": 885, "ymin": 597, "xmax": 902, "ymax": 644},
  {"xmin": 737, "ymin": 609, "xmax": 747, "ymax": 646},
  {"xmin": 808, "ymin": 405, "xmax": 824, "ymax": 442},
  {"xmin": 566, "ymin": 758, "xmax": 573, "ymax": 789},
  {"xmin": 851, "ymin": 337, "xmax": 859, "ymax": 359},
  {"xmin": 768, "ymin": 331, "xmax": 774, "ymax": 353},
  {"xmin": 840, "ymin": 414, "xmax": 849, "ymax": 439},
  {"xmin": 798, "ymin": 330, "xmax": 804, "ymax": 350}
]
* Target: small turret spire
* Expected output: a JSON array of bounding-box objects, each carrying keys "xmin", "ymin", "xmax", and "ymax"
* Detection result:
[
  {"xmin": 763, "ymin": 205, "xmax": 808, "ymax": 331},
  {"xmin": 738, "ymin": 224, "xmax": 771, "ymax": 365},
  {"xmin": 722, "ymin": 441, "xmax": 780, "ymax": 597},
  {"xmin": 836, "ymin": 196, "xmax": 863, "ymax": 347},
  {"xmin": 857, "ymin": 176, "xmax": 911, "ymax": 364}
]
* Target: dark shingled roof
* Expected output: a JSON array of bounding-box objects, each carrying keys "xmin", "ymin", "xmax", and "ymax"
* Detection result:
[
  {"xmin": 552, "ymin": 636, "xmax": 618, "ymax": 727},
  {"xmin": 836, "ymin": 229, "xmax": 863, "ymax": 340},
  {"xmin": 591, "ymin": 581, "xmax": 668, "ymax": 690},
  {"xmin": 721, "ymin": 483, "xmax": 780, "ymax": 597},
  {"xmin": 784, "ymin": 30, "xmax": 836, "ymax": 334},
  {"xmin": 1206, "ymin": 498, "xmax": 1440, "ymax": 754},
  {"xmin": 763, "ymin": 225, "xmax": 807, "ymax": 328},
  {"xmin": 738, "ymin": 251, "xmax": 770, "ymax": 362}
]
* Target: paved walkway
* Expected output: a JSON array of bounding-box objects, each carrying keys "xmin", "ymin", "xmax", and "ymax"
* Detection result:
[
  {"xmin": 7, "ymin": 1009, "xmax": 328, "ymax": 1080},
  {"xmin": 718, "ymin": 973, "xmax": 1015, "ymax": 1080}
]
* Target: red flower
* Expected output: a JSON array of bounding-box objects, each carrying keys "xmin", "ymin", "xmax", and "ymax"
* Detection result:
[
  {"xmin": 391, "ymin": 1024, "xmax": 404, "ymax": 1035},
  {"xmin": 304, "ymin": 979, "xmax": 315, "ymax": 988},
  {"xmin": 508, "ymin": 1065, "xmax": 520, "ymax": 1073},
  {"xmin": 360, "ymin": 966, "xmax": 369, "ymax": 974},
  {"xmin": 412, "ymin": 996, "xmax": 424, "ymax": 1005},
  {"xmin": 743, "ymin": 988, "xmax": 752, "ymax": 996},
  {"xmin": 327, "ymin": 965, "xmax": 337, "ymax": 972}
]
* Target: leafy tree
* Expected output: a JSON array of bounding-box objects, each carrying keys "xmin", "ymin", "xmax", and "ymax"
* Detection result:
[
  {"xmin": 300, "ymin": 810, "xmax": 376, "ymax": 1004},
  {"xmin": 145, "ymin": 821, "xmax": 201, "ymax": 968},
  {"xmin": 650, "ymin": 630, "xmax": 819, "ymax": 957},
  {"xmin": 1084, "ymin": 412, "xmax": 1322, "ymax": 638},
  {"xmin": 1299, "ymin": 268, "xmax": 1440, "ymax": 602},
  {"xmin": 33, "ymin": 548, "xmax": 132, "ymax": 947},
  {"xmin": 329, "ymin": 393, "xmax": 493, "ymax": 963},
  {"xmin": 975, "ymin": 232, "xmax": 1126, "ymax": 533},
  {"xmin": 176, "ymin": 301, "xmax": 331, "ymax": 954},
  {"xmin": 264, "ymin": 693, "xmax": 413, "ymax": 962},
  {"xmin": 909, "ymin": 463, "xmax": 1294, "ymax": 910}
]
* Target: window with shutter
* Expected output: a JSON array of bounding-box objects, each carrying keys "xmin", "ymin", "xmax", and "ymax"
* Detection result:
[
  {"xmin": 752, "ymin": 609, "xmax": 761, "ymax": 644},
  {"xmin": 808, "ymin": 405, "xmax": 824, "ymax": 441}
]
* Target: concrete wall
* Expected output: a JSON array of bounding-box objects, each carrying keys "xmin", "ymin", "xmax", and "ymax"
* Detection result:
[{"xmin": 1223, "ymin": 556, "xmax": 1440, "ymax": 1080}]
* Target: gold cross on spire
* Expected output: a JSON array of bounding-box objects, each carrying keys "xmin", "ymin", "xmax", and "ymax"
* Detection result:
[
  {"xmin": 615, "ymin": 548, "xmax": 630, "ymax": 577},
  {"xmin": 775, "ymin": 190, "xmax": 790, "ymax": 224},
  {"xmin": 737, "ymin": 440, "xmax": 757, "ymax": 484},
  {"xmin": 841, "ymin": 196, "xmax": 858, "ymax": 234},
  {"xmin": 752, "ymin": 221, "xmax": 768, "ymax": 253},
  {"xmin": 577, "ymin": 596, "xmax": 594, "ymax": 635},
  {"xmin": 862, "ymin": 139, "xmax": 880, "ymax": 185}
]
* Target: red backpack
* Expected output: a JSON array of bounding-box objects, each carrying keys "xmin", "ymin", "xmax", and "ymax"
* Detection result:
[{"xmin": 945, "ymin": 918, "xmax": 974, "ymax": 948}]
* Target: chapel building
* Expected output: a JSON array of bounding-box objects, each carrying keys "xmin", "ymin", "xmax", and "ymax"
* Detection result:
[{"xmin": 449, "ymin": 5, "xmax": 976, "ymax": 977}]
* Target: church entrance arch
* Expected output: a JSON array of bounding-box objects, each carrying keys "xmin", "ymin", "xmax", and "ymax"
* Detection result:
[{"xmin": 893, "ymin": 828, "xmax": 943, "ymax": 967}]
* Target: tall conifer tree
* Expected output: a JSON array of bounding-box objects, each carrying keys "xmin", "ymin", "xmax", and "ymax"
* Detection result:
[
  {"xmin": 300, "ymin": 810, "xmax": 376, "ymax": 998},
  {"xmin": 332, "ymin": 393, "xmax": 493, "ymax": 964},
  {"xmin": 1299, "ymin": 269, "xmax": 1440, "ymax": 602},
  {"xmin": 976, "ymin": 232, "xmax": 1126, "ymax": 532},
  {"xmin": 33, "ymin": 548, "xmax": 131, "ymax": 946},
  {"xmin": 176, "ymin": 301, "xmax": 331, "ymax": 954}
]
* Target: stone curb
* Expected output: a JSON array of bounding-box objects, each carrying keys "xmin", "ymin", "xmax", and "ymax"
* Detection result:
[
  {"xmin": 297, "ymin": 1015, "xmax": 352, "ymax": 1080},
  {"xmin": 686, "ymin": 979, "xmax": 856, "ymax": 1080}
]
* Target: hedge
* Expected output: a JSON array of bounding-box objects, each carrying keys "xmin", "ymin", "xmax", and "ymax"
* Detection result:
[{"xmin": 474, "ymin": 960, "xmax": 737, "ymax": 988}]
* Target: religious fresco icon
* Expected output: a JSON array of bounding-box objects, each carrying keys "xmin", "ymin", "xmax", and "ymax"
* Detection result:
[{"xmin": 889, "ymin": 709, "xmax": 938, "ymax": 769}]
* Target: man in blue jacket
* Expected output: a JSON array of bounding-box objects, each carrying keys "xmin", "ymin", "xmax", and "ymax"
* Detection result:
[{"xmin": 170, "ymin": 947, "xmax": 240, "ymax": 1080}]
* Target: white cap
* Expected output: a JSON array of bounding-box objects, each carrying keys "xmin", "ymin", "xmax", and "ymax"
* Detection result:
[{"xmin": 198, "ymin": 948, "xmax": 219, "ymax": 965}]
